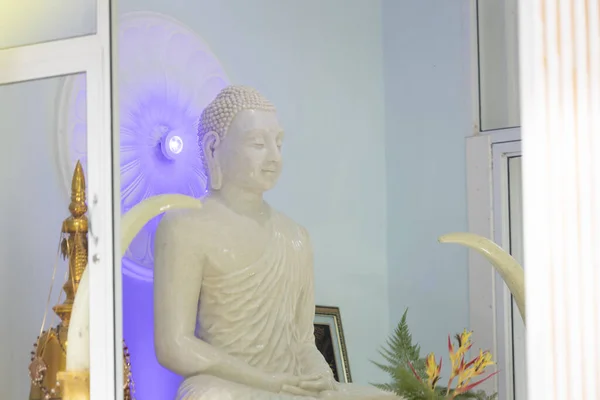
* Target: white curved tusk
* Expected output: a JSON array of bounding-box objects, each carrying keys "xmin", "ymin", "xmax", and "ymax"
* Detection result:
[{"xmin": 439, "ymin": 232, "xmax": 526, "ymax": 326}]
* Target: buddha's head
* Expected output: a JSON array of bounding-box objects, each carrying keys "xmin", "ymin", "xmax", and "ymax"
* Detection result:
[{"xmin": 198, "ymin": 86, "xmax": 284, "ymax": 194}]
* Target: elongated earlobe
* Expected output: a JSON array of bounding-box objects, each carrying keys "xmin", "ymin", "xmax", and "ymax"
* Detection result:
[{"xmin": 202, "ymin": 132, "xmax": 222, "ymax": 190}]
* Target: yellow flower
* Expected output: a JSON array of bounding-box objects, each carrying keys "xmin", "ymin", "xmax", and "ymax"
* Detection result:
[
  {"xmin": 448, "ymin": 330, "xmax": 473, "ymax": 379},
  {"xmin": 456, "ymin": 349, "xmax": 496, "ymax": 391},
  {"xmin": 453, "ymin": 368, "xmax": 499, "ymax": 396},
  {"xmin": 473, "ymin": 350, "xmax": 494, "ymax": 373},
  {"xmin": 457, "ymin": 329, "xmax": 473, "ymax": 348},
  {"xmin": 457, "ymin": 364, "xmax": 475, "ymax": 388},
  {"xmin": 425, "ymin": 352, "xmax": 442, "ymax": 389},
  {"xmin": 443, "ymin": 330, "xmax": 496, "ymax": 398}
]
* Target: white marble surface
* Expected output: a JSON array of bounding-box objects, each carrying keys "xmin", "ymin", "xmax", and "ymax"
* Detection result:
[{"xmin": 153, "ymin": 86, "xmax": 398, "ymax": 399}]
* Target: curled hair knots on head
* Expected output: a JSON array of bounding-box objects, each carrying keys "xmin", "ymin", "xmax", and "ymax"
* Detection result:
[{"xmin": 197, "ymin": 85, "xmax": 276, "ymax": 148}]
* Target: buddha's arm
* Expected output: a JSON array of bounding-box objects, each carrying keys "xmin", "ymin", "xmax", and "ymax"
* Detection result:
[
  {"xmin": 153, "ymin": 211, "xmax": 285, "ymax": 393},
  {"xmin": 296, "ymin": 229, "xmax": 336, "ymax": 378}
]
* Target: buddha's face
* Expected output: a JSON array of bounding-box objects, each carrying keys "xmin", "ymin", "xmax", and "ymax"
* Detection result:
[{"xmin": 216, "ymin": 109, "xmax": 284, "ymax": 192}]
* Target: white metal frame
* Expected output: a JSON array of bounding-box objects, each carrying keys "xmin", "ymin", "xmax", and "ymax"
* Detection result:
[
  {"xmin": 465, "ymin": 127, "xmax": 523, "ymax": 400},
  {"xmin": 491, "ymin": 140, "xmax": 524, "ymax": 400},
  {"xmin": 468, "ymin": 2, "xmax": 527, "ymax": 398},
  {"xmin": 0, "ymin": 2, "xmax": 121, "ymax": 399},
  {"xmin": 503, "ymin": 155, "xmax": 527, "ymax": 400},
  {"xmin": 492, "ymin": 141, "xmax": 516, "ymax": 400},
  {"xmin": 468, "ymin": 0, "xmax": 481, "ymax": 134},
  {"xmin": 475, "ymin": 0, "xmax": 520, "ymax": 132}
]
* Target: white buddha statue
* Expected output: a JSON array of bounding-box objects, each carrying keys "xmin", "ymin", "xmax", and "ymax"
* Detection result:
[{"xmin": 154, "ymin": 86, "xmax": 399, "ymax": 400}]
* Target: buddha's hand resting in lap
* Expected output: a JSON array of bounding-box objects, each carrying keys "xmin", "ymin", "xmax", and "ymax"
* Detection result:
[
  {"xmin": 277, "ymin": 373, "xmax": 337, "ymax": 397},
  {"xmin": 298, "ymin": 373, "xmax": 337, "ymax": 393}
]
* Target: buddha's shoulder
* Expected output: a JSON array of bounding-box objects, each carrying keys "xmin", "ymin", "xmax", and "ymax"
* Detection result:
[
  {"xmin": 159, "ymin": 205, "xmax": 220, "ymax": 232},
  {"xmin": 271, "ymin": 209, "xmax": 311, "ymax": 241}
]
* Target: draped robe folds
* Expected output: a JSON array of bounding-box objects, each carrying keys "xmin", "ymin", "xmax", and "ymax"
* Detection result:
[{"xmin": 173, "ymin": 213, "xmax": 397, "ymax": 400}]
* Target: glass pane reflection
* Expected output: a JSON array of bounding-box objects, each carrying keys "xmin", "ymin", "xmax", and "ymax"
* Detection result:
[
  {"xmin": 0, "ymin": 0, "xmax": 96, "ymax": 50},
  {"xmin": 478, "ymin": 0, "xmax": 521, "ymax": 130},
  {"xmin": 0, "ymin": 74, "xmax": 88, "ymax": 399},
  {"xmin": 508, "ymin": 156, "xmax": 527, "ymax": 399}
]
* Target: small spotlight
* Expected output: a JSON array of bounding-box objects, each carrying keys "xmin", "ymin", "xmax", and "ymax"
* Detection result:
[{"xmin": 161, "ymin": 132, "xmax": 184, "ymax": 160}]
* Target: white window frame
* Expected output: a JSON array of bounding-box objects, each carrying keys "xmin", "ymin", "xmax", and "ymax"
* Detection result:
[
  {"xmin": 502, "ymin": 154, "xmax": 526, "ymax": 400},
  {"xmin": 465, "ymin": 127, "xmax": 523, "ymax": 400},
  {"xmin": 467, "ymin": 1, "xmax": 526, "ymax": 397},
  {"xmin": 492, "ymin": 139, "xmax": 525, "ymax": 400},
  {"xmin": 0, "ymin": 2, "xmax": 121, "ymax": 399}
]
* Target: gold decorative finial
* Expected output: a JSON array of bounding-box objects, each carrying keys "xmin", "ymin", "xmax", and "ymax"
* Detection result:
[
  {"xmin": 29, "ymin": 161, "xmax": 134, "ymax": 400},
  {"xmin": 69, "ymin": 161, "xmax": 87, "ymax": 218},
  {"xmin": 55, "ymin": 160, "xmax": 89, "ymax": 326},
  {"xmin": 29, "ymin": 161, "xmax": 89, "ymax": 400}
]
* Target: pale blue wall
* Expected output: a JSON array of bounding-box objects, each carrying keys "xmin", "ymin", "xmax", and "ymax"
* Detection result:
[{"xmin": 383, "ymin": 0, "xmax": 471, "ymax": 362}]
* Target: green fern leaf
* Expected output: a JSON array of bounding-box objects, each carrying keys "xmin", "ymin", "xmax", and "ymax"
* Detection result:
[
  {"xmin": 371, "ymin": 308, "xmax": 497, "ymax": 400},
  {"xmin": 371, "ymin": 308, "xmax": 428, "ymax": 396}
]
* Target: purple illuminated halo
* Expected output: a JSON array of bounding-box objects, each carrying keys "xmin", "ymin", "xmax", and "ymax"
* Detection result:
[
  {"xmin": 57, "ymin": 11, "xmax": 231, "ymax": 400},
  {"xmin": 58, "ymin": 11, "xmax": 230, "ymax": 280}
]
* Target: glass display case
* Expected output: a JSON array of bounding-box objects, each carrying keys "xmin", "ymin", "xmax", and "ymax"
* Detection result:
[{"xmin": 0, "ymin": 1, "xmax": 122, "ymax": 399}]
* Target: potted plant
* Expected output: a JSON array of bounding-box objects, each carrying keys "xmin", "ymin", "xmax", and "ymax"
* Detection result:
[{"xmin": 373, "ymin": 310, "xmax": 498, "ymax": 400}]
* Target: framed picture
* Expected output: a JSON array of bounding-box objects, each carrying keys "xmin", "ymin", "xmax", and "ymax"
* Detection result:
[{"xmin": 313, "ymin": 306, "xmax": 352, "ymax": 383}]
